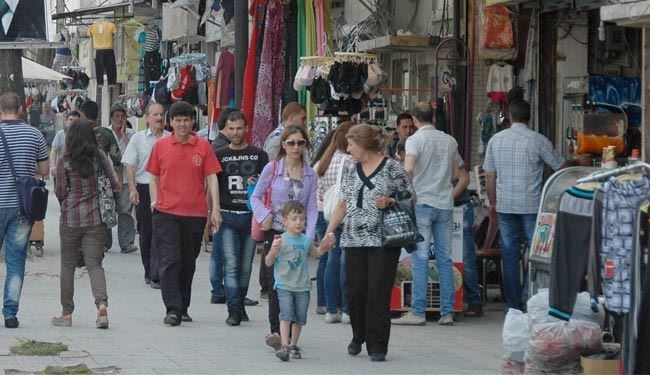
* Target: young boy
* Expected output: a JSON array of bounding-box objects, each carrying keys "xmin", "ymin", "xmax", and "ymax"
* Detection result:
[{"xmin": 265, "ymin": 200, "xmax": 331, "ymax": 361}]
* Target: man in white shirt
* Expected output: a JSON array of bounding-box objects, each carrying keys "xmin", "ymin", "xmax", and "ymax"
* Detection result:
[
  {"xmin": 122, "ymin": 103, "xmax": 170, "ymax": 287},
  {"xmin": 392, "ymin": 101, "xmax": 459, "ymax": 326},
  {"xmin": 106, "ymin": 104, "xmax": 137, "ymax": 254}
]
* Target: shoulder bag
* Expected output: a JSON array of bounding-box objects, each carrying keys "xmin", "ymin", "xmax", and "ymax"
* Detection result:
[
  {"xmin": 251, "ymin": 160, "xmax": 277, "ymax": 241},
  {"xmin": 96, "ymin": 155, "xmax": 118, "ymax": 228},
  {"xmin": 0, "ymin": 127, "xmax": 48, "ymax": 222},
  {"xmin": 381, "ymin": 192, "xmax": 423, "ymax": 250},
  {"xmin": 323, "ymin": 157, "xmax": 346, "ymax": 222}
]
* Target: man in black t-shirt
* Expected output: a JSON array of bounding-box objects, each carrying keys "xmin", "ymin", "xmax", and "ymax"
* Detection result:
[{"xmin": 210, "ymin": 111, "xmax": 268, "ymax": 326}]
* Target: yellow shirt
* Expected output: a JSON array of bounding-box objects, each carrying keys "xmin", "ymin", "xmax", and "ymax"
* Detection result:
[{"xmin": 87, "ymin": 22, "xmax": 116, "ymax": 50}]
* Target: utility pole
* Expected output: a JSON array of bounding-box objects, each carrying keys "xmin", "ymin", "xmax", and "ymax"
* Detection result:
[
  {"xmin": 233, "ymin": 0, "xmax": 248, "ymax": 108},
  {"xmin": 0, "ymin": 50, "xmax": 25, "ymax": 105}
]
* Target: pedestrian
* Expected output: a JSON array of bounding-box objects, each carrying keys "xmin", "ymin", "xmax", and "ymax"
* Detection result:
[
  {"xmin": 211, "ymin": 107, "xmax": 235, "ymax": 152},
  {"xmin": 320, "ymin": 123, "xmax": 413, "ymax": 362},
  {"xmin": 483, "ymin": 99, "xmax": 590, "ymax": 309},
  {"xmin": 121, "ymin": 103, "xmax": 170, "ymax": 288},
  {"xmin": 147, "ymin": 101, "xmax": 222, "ymax": 326},
  {"xmin": 210, "ymin": 111, "xmax": 268, "ymax": 325},
  {"xmin": 49, "ymin": 110, "xmax": 80, "ymax": 182},
  {"xmin": 0, "ymin": 92, "xmax": 49, "ymax": 328},
  {"xmin": 388, "ymin": 112, "xmax": 414, "ymax": 158},
  {"xmin": 266, "ymin": 201, "xmax": 329, "ymax": 361},
  {"xmin": 263, "ymin": 102, "xmax": 307, "ymax": 160},
  {"xmin": 105, "ymin": 104, "xmax": 137, "ymax": 254},
  {"xmin": 251, "ymin": 125, "xmax": 317, "ymax": 350},
  {"xmin": 393, "ymin": 101, "xmax": 459, "ymax": 327},
  {"xmin": 79, "ymin": 100, "xmax": 122, "ymax": 171},
  {"xmin": 52, "ymin": 120, "xmax": 119, "ymax": 328},
  {"xmin": 313, "ymin": 121, "xmax": 356, "ymax": 324}
]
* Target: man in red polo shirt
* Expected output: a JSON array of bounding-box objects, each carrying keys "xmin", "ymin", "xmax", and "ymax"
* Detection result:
[{"xmin": 147, "ymin": 101, "xmax": 222, "ymax": 326}]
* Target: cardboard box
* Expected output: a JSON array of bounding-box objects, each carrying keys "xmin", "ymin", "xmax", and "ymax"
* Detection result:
[{"xmin": 581, "ymin": 356, "xmax": 620, "ymax": 375}]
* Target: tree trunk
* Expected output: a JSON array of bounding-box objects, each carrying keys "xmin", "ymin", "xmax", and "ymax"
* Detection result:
[{"xmin": 0, "ymin": 50, "xmax": 25, "ymax": 105}]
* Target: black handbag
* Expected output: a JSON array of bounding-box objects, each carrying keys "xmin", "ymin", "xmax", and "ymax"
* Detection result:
[{"xmin": 381, "ymin": 195, "xmax": 423, "ymax": 249}]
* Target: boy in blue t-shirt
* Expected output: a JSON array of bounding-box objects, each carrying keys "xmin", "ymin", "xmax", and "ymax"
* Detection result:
[{"xmin": 265, "ymin": 200, "xmax": 331, "ymax": 361}]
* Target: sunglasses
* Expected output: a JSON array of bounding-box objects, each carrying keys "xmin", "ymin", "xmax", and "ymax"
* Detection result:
[{"xmin": 284, "ymin": 139, "xmax": 307, "ymax": 147}]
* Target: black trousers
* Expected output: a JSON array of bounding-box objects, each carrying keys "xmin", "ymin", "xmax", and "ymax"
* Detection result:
[
  {"xmin": 345, "ymin": 246, "xmax": 400, "ymax": 356},
  {"xmin": 144, "ymin": 51, "xmax": 161, "ymax": 84},
  {"xmin": 262, "ymin": 229, "xmax": 281, "ymax": 333},
  {"xmin": 152, "ymin": 209, "xmax": 206, "ymax": 318},
  {"xmin": 135, "ymin": 184, "xmax": 155, "ymax": 280},
  {"xmin": 95, "ymin": 49, "xmax": 117, "ymax": 85}
]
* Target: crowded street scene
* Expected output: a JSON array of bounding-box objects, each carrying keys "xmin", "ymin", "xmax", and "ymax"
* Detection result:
[{"xmin": 0, "ymin": 0, "xmax": 649, "ymax": 374}]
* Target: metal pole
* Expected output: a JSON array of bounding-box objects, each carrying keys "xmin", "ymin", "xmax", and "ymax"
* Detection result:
[{"xmin": 234, "ymin": 0, "xmax": 248, "ymax": 108}]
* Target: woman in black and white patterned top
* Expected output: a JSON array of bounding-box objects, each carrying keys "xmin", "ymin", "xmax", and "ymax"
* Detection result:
[{"xmin": 321, "ymin": 124, "xmax": 413, "ymax": 362}]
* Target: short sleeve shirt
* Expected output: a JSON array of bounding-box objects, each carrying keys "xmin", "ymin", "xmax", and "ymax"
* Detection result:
[
  {"xmin": 87, "ymin": 22, "xmax": 116, "ymax": 49},
  {"xmin": 274, "ymin": 232, "xmax": 312, "ymax": 292},
  {"xmin": 483, "ymin": 123, "xmax": 564, "ymax": 214},
  {"xmin": 52, "ymin": 129, "xmax": 66, "ymax": 152},
  {"xmin": 121, "ymin": 128, "xmax": 170, "ymax": 184},
  {"xmin": 146, "ymin": 133, "xmax": 222, "ymax": 217},
  {"xmin": 215, "ymin": 144, "xmax": 268, "ymax": 211}
]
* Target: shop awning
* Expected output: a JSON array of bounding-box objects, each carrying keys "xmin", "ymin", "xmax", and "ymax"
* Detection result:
[
  {"xmin": 22, "ymin": 58, "xmax": 72, "ymax": 82},
  {"xmin": 601, "ymin": 0, "xmax": 650, "ymax": 28}
]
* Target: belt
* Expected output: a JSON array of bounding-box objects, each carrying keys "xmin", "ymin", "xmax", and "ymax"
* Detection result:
[
  {"xmin": 454, "ymin": 199, "xmax": 470, "ymax": 207},
  {"xmin": 220, "ymin": 209, "xmax": 251, "ymax": 214}
]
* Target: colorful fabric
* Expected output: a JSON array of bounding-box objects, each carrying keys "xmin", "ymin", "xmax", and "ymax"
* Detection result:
[{"xmin": 241, "ymin": 0, "xmax": 268, "ymax": 143}]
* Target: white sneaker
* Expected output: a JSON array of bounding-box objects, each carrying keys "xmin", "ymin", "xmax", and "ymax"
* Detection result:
[
  {"xmin": 341, "ymin": 313, "xmax": 351, "ymax": 324},
  {"xmin": 391, "ymin": 312, "xmax": 426, "ymax": 326},
  {"xmin": 324, "ymin": 312, "xmax": 341, "ymax": 323}
]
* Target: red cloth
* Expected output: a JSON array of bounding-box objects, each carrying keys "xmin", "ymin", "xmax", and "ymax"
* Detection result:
[
  {"xmin": 242, "ymin": 0, "xmax": 269, "ymax": 143},
  {"xmin": 146, "ymin": 133, "xmax": 222, "ymax": 217},
  {"xmin": 214, "ymin": 50, "xmax": 235, "ymax": 107}
]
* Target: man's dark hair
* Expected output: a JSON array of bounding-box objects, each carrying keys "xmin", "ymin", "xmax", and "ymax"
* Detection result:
[
  {"xmin": 225, "ymin": 110, "xmax": 247, "ymax": 127},
  {"xmin": 281, "ymin": 200, "xmax": 306, "ymax": 218},
  {"xmin": 411, "ymin": 102, "xmax": 434, "ymax": 123},
  {"xmin": 508, "ymin": 99, "xmax": 531, "ymax": 124},
  {"xmin": 65, "ymin": 110, "xmax": 81, "ymax": 119},
  {"xmin": 0, "ymin": 92, "xmax": 21, "ymax": 114},
  {"xmin": 396, "ymin": 112, "xmax": 412, "ymax": 125},
  {"xmin": 169, "ymin": 101, "xmax": 195, "ymax": 119},
  {"xmin": 217, "ymin": 108, "xmax": 236, "ymax": 130},
  {"xmin": 79, "ymin": 100, "xmax": 99, "ymax": 121},
  {"xmin": 110, "ymin": 104, "xmax": 127, "ymax": 118}
]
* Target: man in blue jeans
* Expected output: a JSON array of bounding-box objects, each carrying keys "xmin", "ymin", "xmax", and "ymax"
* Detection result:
[
  {"xmin": 210, "ymin": 111, "xmax": 268, "ymax": 325},
  {"xmin": 393, "ymin": 102, "xmax": 459, "ymax": 326},
  {"xmin": 0, "ymin": 92, "xmax": 49, "ymax": 328},
  {"xmin": 484, "ymin": 99, "xmax": 589, "ymax": 310}
]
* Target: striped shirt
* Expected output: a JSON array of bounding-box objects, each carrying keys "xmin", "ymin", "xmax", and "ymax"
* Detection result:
[
  {"xmin": 54, "ymin": 151, "xmax": 119, "ymax": 228},
  {"xmin": 144, "ymin": 26, "xmax": 160, "ymax": 52},
  {"xmin": 314, "ymin": 150, "xmax": 354, "ymax": 203},
  {"xmin": 483, "ymin": 123, "xmax": 564, "ymax": 214},
  {"xmin": 0, "ymin": 120, "xmax": 48, "ymax": 208}
]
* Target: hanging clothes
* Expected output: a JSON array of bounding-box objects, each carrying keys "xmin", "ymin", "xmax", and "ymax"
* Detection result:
[
  {"xmin": 296, "ymin": 0, "xmax": 307, "ymax": 108},
  {"xmin": 486, "ymin": 63, "xmax": 514, "ymax": 107},
  {"xmin": 282, "ymin": 0, "xmax": 298, "ymax": 105},
  {"xmin": 635, "ymin": 206, "xmax": 650, "ymax": 374},
  {"xmin": 251, "ymin": 0, "xmax": 286, "ymax": 147},
  {"xmin": 241, "ymin": 0, "xmax": 269, "ymax": 143},
  {"xmin": 214, "ymin": 50, "xmax": 235, "ymax": 108},
  {"xmin": 304, "ymin": 0, "xmax": 318, "ymax": 120}
]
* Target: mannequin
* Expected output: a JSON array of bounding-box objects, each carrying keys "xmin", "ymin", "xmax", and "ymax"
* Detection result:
[
  {"xmin": 141, "ymin": 21, "xmax": 161, "ymax": 84},
  {"xmin": 51, "ymin": 30, "xmax": 72, "ymax": 73},
  {"xmin": 87, "ymin": 18, "xmax": 117, "ymax": 85}
]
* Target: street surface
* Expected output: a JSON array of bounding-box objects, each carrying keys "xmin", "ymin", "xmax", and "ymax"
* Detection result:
[{"xmin": 0, "ymin": 181, "xmax": 504, "ymax": 374}]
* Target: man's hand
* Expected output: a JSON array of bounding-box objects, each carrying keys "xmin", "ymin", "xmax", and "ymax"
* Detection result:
[
  {"xmin": 129, "ymin": 188, "xmax": 139, "ymax": 204},
  {"xmin": 211, "ymin": 210, "xmax": 222, "ymax": 233},
  {"xmin": 261, "ymin": 215, "xmax": 273, "ymax": 231}
]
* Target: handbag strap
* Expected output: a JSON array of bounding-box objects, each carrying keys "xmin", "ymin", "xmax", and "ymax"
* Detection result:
[
  {"xmin": 0, "ymin": 125, "xmax": 18, "ymax": 181},
  {"xmin": 268, "ymin": 160, "xmax": 277, "ymax": 198},
  {"xmin": 334, "ymin": 155, "xmax": 346, "ymax": 186}
]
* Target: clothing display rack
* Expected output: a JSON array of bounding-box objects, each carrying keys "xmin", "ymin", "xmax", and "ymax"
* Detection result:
[{"xmin": 169, "ymin": 52, "xmax": 206, "ymax": 66}]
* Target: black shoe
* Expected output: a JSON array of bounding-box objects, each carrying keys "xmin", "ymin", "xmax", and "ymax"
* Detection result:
[
  {"xmin": 4, "ymin": 317, "xmax": 19, "ymax": 328},
  {"xmin": 244, "ymin": 297, "xmax": 259, "ymax": 306},
  {"xmin": 226, "ymin": 312, "xmax": 241, "ymax": 326},
  {"xmin": 241, "ymin": 310, "xmax": 249, "ymax": 322},
  {"xmin": 370, "ymin": 353, "xmax": 386, "ymax": 362},
  {"xmin": 347, "ymin": 341, "xmax": 361, "ymax": 356},
  {"xmin": 145, "ymin": 277, "xmax": 151, "ymax": 285},
  {"xmin": 211, "ymin": 295, "xmax": 226, "ymax": 304},
  {"xmin": 181, "ymin": 313, "xmax": 193, "ymax": 322},
  {"xmin": 163, "ymin": 313, "xmax": 180, "ymax": 326},
  {"xmin": 151, "ymin": 281, "xmax": 161, "ymax": 289}
]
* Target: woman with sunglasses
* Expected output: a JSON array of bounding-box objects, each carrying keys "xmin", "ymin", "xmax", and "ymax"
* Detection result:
[{"xmin": 251, "ymin": 125, "xmax": 318, "ymax": 351}]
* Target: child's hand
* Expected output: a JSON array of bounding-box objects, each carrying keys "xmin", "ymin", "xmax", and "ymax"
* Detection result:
[{"xmin": 270, "ymin": 235, "xmax": 282, "ymax": 253}]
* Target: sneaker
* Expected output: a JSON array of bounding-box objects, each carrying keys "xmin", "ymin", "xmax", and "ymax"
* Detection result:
[
  {"xmin": 347, "ymin": 341, "xmax": 361, "ymax": 356},
  {"xmin": 370, "ymin": 353, "xmax": 386, "ymax": 362},
  {"xmin": 259, "ymin": 291, "xmax": 269, "ymax": 301},
  {"xmin": 144, "ymin": 277, "xmax": 151, "ymax": 285},
  {"xmin": 120, "ymin": 245, "xmax": 138, "ymax": 254},
  {"xmin": 226, "ymin": 312, "xmax": 241, "ymax": 326},
  {"xmin": 275, "ymin": 346, "xmax": 290, "ymax": 362},
  {"xmin": 151, "ymin": 281, "xmax": 161, "ymax": 289},
  {"xmin": 181, "ymin": 313, "xmax": 193, "ymax": 322},
  {"xmin": 289, "ymin": 345, "xmax": 302, "ymax": 359},
  {"xmin": 163, "ymin": 313, "xmax": 180, "ymax": 326},
  {"xmin": 438, "ymin": 315, "xmax": 455, "ymax": 326},
  {"xmin": 324, "ymin": 312, "xmax": 341, "ymax": 323},
  {"xmin": 391, "ymin": 312, "xmax": 426, "ymax": 326},
  {"xmin": 341, "ymin": 313, "xmax": 351, "ymax": 324},
  {"xmin": 241, "ymin": 310, "xmax": 249, "ymax": 322},
  {"xmin": 316, "ymin": 306, "xmax": 327, "ymax": 315},
  {"xmin": 244, "ymin": 297, "xmax": 259, "ymax": 306},
  {"xmin": 4, "ymin": 317, "xmax": 19, "ymax": 328},
  {"xmin": 51, "ymin": 315, "xmax": 72, "ymax": 327},
  {"xmin": 465, "ymin": 304, "xmax": 483, "ymax": 317},
  {"xmin": 211, "ymin": 295, "xmax": 226, "ymax": 304}
]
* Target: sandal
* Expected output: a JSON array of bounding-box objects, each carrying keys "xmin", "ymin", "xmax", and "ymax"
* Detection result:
[
  {"xmin": 51, "ymin": 315, "xmax": 72, "ymax": 327},
  {"xmin": 96, "ymin": 305, "xmax": 109, "ymax": 329},
  {"xmin": 265, "ymin": 333, "xmax": 281, "ymax": 350}
]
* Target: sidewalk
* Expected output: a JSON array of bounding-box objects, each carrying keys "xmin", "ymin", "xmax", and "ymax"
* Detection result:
[{"xmin": 0, "ymin": 184, "xmax": 504, "ymax": 374}]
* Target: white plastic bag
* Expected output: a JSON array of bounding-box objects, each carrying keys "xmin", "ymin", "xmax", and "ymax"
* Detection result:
[{"xmin": 503, "ymin": 308, "xmax": 529, "ymax": 353}]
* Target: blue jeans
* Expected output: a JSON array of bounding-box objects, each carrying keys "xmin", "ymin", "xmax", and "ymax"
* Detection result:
[
  {"xmin": 213, "ymin": 211, "xmax": 257, "ymax": 313},
  {"xmin": 277, "ymin": 289, "xmax": 310, "ymax": 326},
  {"xmin": 413, "ymin": 204, "xmax": 454, "ymax": 317},
  {"xmin": 315, "ymin": 212, "xmax": 328, "ymax": 308},
  {"xmin": 325, "ymin": 227, "xmax": 348, "ymax": 314},
  {"xmin": 462, "ymin": 204, "xmax": 481, "ymax": 306},
  {"xmin": 209, "ymin": 225, "xmax": 224, "ymax": 299},
  {"xmin": 497, "ymin": 213, "xmax": 536, "ymax": 309},
  {"xmin": 0, "ymin": 207, "xmax": 33, "ymax": 318}
]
